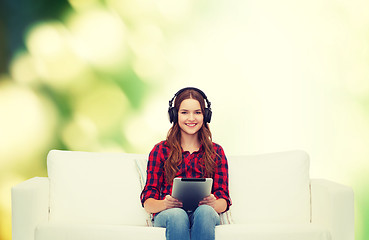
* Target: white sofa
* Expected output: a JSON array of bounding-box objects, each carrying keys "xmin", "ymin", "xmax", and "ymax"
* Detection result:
[{"xmin": 12, "ymin": 149, "xmax": 354, "ymax": 240}]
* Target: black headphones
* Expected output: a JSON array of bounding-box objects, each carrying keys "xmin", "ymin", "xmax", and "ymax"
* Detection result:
[{"xmin": 168, "ymin": 87, "xmax": 212, "ymax": 124}]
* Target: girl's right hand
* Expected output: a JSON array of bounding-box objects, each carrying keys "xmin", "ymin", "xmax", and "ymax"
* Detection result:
[{"xmin": 164, "ymin": 195, "xmax": 183, "ymax": 209}]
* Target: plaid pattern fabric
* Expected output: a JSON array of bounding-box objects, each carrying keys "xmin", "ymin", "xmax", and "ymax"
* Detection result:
[{"xmin": 140, "ymin": 141, "xmax": 232, "ymax": 215}]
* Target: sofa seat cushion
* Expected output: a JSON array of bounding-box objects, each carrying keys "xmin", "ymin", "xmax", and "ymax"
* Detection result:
[
  {"xmin": 47, "ymin": 150, "xmax": 150, "ymax": 226},
  {"xmin": 228, "ymin": 150, "xmax": 311, "ymax": 224},
  {"xmin": 35, "ymin": 223, "xmax": 330, "ymax": 240},
  {"xmin": 215, "ymin": 224, "xmax": 331, "ymax": 240},
  {"xmin": 35, "ymin": 223, "xmax": 165, "ymax": 240}
]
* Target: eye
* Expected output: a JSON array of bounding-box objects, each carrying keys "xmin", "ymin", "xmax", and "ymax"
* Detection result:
[{"xmin": 196, "ymin": 111, "xmax": 202, "ymax": 114}]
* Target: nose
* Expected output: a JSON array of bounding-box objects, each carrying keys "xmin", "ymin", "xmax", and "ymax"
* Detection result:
[{"xmin": 188, "ymin": 113, "xmax": 195, "ymax": 120}]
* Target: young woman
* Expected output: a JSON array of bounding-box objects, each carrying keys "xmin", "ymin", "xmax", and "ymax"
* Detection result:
[{"xmin": 140, "ymin": 87, "xmax": 231, "ymax": 240}]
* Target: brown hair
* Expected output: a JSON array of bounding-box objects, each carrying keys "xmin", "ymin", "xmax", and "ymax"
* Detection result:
[{"xmin": 165, "ymin": 89, "xmax": 217, "ymax": 183}]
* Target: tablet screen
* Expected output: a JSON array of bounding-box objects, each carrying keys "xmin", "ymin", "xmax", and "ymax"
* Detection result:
[{"xmin": 172, "ymin": 178, "xmax": 213, "ymax": 211}]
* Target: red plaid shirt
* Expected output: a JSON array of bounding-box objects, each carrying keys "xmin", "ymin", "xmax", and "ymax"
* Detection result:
[{"xmin": 140, "ymin": 141, "xmax": 231, "ymax": 213}]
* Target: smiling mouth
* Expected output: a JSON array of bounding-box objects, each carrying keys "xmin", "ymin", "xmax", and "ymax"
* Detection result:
[{"xmin": 185, "ymin": 123, "xmax": 197, "ymax": 127}]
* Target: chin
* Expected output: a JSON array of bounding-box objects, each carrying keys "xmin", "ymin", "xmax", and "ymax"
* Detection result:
[{"xmin": 181, "ymin": 129, "xmax": 200, "ymax": 136}]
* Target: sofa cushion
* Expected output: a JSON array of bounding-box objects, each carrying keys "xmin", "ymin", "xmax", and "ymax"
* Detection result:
[
  {"xmin": 215, "ymin": 224, "xmax": 331, "ymax": 240},
  {"xmin": 35, "ymin": 223, "xmax": 166, "ymax": 240},
  {"xmin": 35, "ymin": 223, "xmax": 330, "ymax": 240},
  {"xmin": 228, "ymin": 150, "xmax": 311, "ymax": 224},
  {"xmin": 135, "ymin": 158, "xmax": 148, "ymax": 192},
  {"xmin": 47, "ymin": 150, "xmax": 149, "ymax": 225}
]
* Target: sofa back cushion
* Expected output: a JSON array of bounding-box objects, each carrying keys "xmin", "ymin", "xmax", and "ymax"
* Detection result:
[
  {"xmin": 47, "ymin": 150, "xmax": 149, "ymax": 226},
  {"xmin": 228, "ymin": 150, "xmax": 311, "ymax": 224}
]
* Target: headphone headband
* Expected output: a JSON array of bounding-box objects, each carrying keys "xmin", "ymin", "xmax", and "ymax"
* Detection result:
[{"xmin": 168, "ymin": 87, "xmax": 212, "ymax": 123}]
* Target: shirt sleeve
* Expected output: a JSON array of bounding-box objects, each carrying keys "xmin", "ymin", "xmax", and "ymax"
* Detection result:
[
  {"xmin": 212, "ymin": 144, "xmax": 232, "ymax": 212},
  {"xmin": 140, "ymin": 143, "xmax": 165, "ymax": 207}
]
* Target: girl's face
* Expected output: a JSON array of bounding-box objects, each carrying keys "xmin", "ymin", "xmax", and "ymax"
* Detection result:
[{"xmin": 178, "ymin": 98, "xmax": 204, "ymax": 138}]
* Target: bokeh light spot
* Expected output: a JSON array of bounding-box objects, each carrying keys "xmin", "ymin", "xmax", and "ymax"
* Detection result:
[
  {"xmin": 25, "ymin": 22, "xmax": 86, "ymax": 86},
  {"xmin": 0, "ymin": 82, "xmax": 57, "ymax": 166},
  {"xmin": 67, "ymin": 9, "xmax": 127, "ymax": 71},
  {"xmin": 73, "ymin": 82, "xmax": 129, "ymax": 132}
]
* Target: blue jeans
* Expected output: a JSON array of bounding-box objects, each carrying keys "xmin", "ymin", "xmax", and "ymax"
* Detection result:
[{"xmin": 154, "ymin": 205, "xmax": 220, "ymax": 240}]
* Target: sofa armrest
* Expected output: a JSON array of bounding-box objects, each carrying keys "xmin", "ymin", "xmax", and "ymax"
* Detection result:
[
  {"xmin": 310, "ymin": 178, "xmax": 354, "ymax": 240},
  {"xmin": 12, "ymin": 177, "xmax": 50, "ymax": 240}
]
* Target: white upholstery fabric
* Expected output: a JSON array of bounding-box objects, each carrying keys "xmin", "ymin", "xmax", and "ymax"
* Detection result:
[
  {"xmin": 12, "ymin": 177, "xmax": 49, "ymax": 240},
  {"xmin": 134, "ymin": 158, "xmax": 148, "ymax": 190},
  {"xmin": 134, "ymin": 157, "xmax": 154, "ymax": 226},
  {"xmin": 47, "ymin": 150, "xmax": 148, "ymax": 225},
  {"xmin": 228, "ymin": 150, "xmax": 311, "ymax": 224},
  {"xmin": 311, "ymin": 179, "xmax": 355, "ymax": 240},
  {"xmin": 34, "ymin": 222, "xmax": 331, "ymax": 240},
  {"xmin": 35, "ymin": 223, "xmax": 165, "ymax": 240},
  {"xmin": 215, "ymin": 224, "xmax": 331, "ymax": 240}
]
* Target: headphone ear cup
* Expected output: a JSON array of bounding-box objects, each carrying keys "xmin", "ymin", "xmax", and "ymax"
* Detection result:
[
  {"xmin": 168, "ymin": 107, "xmax": 178, "ymax": 123},
  {"xmin": 204, "ymin": 108, "xmax": 212, "ymax": 123}
]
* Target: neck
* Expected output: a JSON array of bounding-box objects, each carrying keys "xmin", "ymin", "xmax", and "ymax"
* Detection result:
[{"xmin": 181, "ymin": 133, "xmax": 200, "ymax": 153}]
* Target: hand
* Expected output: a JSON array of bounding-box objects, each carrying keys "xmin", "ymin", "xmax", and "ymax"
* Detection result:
[
  {"xmin": 199, "ymin": 194, "xmax": 217, "ymax": 209},
  {"xmin": 163, "ymin": 195, "xmax": 183, "ymax": 209}
]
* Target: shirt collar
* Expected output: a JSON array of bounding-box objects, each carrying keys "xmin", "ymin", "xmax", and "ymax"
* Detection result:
[{"xmin": 181, "ymin": 144, "xmax": 204, "ymax": 154}]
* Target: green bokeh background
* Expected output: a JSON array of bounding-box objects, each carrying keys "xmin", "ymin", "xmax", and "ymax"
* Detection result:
[{"xmin": 1, "ymin": 0, "xmax": 368, "ymax": 239}]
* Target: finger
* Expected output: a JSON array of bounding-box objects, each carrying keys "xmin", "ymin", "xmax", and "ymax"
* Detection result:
[
  {"xmin": 200, "ymin": 197, "xmax": 211, "ymax": 203},
  {"xmin": 200, "ymin": 195, "xmax": 216, "ymax": 205},
  {"xmin": 203, "ymin": 195, "xmax": 215, "ymax": 202},
  {"xmin": 170, "ymin": 199, "xmax": 182, "ymax": 205},
  {"xmin": 166, "ymin": 195, "xmax": 178, "ymax": 203},
  {"xmin": 205, "ymin": 194, "xmax": 215, "ymax": 200},
  {"xmin": 199, "ymin": 199, "xmax": 209, "ymax": 205},
  {"xmin": 169, "ymin": 202, "xmax": 182, "ymax": 208},
  {"xmin": 165, "ymin": 195, "xmax": 183, "ymax": 208},
  {"xmin": 170, "ymin": 195, "xmax": 182, "ymax": 202},
  {"xmin": 201, "ymin": 196, "xmax": 210, "ymax": 202}
]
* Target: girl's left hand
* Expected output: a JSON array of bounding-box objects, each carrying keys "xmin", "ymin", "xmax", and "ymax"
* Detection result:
[{"xmin": 199, "ymin": 194, "xmax": 217, "ymax": 208}]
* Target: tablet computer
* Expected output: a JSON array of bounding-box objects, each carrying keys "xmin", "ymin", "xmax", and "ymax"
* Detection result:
[{"xmin": 172, "ymin": 177, "xmax": 213, "ymax": 212}]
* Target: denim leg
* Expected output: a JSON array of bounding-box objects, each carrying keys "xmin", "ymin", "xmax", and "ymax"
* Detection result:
[
  {"xmin": 190, "ymin": 205, "xmax": 220, "ymax": 240},
  {"xmin": 154, "ymin": 208, "xmax": 190, "ymax": 240}
]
